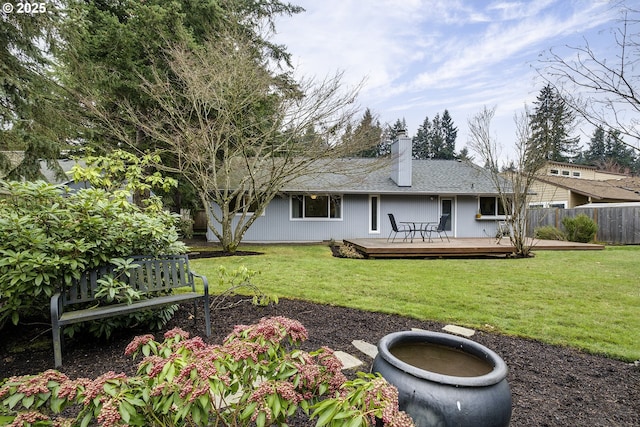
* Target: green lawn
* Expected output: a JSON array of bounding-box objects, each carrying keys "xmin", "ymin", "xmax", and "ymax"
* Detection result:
[{"xmin": 189, "ymin": 244, "xmax": 640, "ymax": 362}]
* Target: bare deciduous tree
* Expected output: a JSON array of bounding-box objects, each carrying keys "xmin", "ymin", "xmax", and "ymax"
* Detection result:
[
  {"xmin": 541, "ymin": 6, "xmax": 640, "ymax": 149},
  {"xmin": 81, "ymin": 32, "xmax": 379, "ymax": 252},
  {"xmin": 468, "ymin": 106, "xmax": 549, "ymax": 257}
]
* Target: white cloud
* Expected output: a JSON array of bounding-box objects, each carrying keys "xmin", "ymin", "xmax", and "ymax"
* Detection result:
[{"xmin": 273, "ymin": 0, "xmax": 623, "ymax": 160}]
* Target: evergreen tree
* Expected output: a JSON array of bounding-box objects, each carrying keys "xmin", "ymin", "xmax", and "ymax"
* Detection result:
[
  {"xmin": 386, "ymin": 118, "xmax": 407, "ymax": 141},
  {"xmin": 439, "ymin": 109, "xmax": 457, "ymax": 160},
  {"xmin": 0, "ymin": 3, "xmax": 69, "ymax": 179},
  {"xmin": 583, "ymin": 126, "xmax": 637, "ymax": 174},
  {"xmin": 351, "ymin": 109, "xmax": 383, "ymax": 157},
  {"xmin": 57, "ymin": 0, "xmax": 302, "ymax": 210},
  {"xmin": 583, "ymin": 126, "xmax": 607, "ymax": 165},
  {"xmin": 412, "ymin": 116, "xmax": 431, "ymax": 159},
  {"xmin": 430, "ymin": 113, "xmax": 445, "ymax": 159},
  {"xmin": 340, "ymin": 123, "xmax": 354, "ymax": 146},
  {"xmin": 604, "ymin": 129, "xmax": 637, "ymax": 174},
  {"xmin": 380, "ymin": 118, "xmax": 407, "ymax": 157},
  {"xmin": 60, "ymin": 0, "xmax": 302, "ymax": 150},
  {"xmin": 528, "ymin": 84, "xmax": 581, "ymax": 162},
  {"xmin": 457, "ymin": 147, "xmax": 474, "ymax": 162},
  {"xmin": 412, "ymin": 110, "xmax": 457, "ymax": 159}
]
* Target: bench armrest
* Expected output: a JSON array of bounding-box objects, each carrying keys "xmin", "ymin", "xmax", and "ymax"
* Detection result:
[
  {"xmin": 191, "ymin": 271, "xmax": 209, "ymax": 296},
  {"xmin": 50, "ymin": 292, "xmax": 63, "ymax": 321},
  {"xmin": 191, "ymin": 270, "xmax": 212, "ymax": 337},
  {"xmin": 51, "ymin": 291, "xmax": 65, "ymax": 367}
]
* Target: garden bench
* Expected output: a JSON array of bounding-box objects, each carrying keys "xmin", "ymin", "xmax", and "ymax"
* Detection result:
[{"xmin": 50, "ymin": 254, "xmax": 211, "ymax": 367}]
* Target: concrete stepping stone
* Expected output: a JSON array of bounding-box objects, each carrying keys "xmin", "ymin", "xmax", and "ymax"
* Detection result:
[
  {"xmin": 352, "ymin": 339, "xmax": 378, "ymax": 359},
  {"xmin": 442, "ymin": 324, "xmax": 475, "ymax": 337},
  {"xmin": 413, "ymin": 325, "xmax": 476, "ymax": 337},
  {"xmin": 334, "ymin": 350, "xmax": 363, "ymax": 370}
]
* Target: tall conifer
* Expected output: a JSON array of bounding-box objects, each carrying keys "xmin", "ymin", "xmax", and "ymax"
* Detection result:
[{"xmin": 528, "ymin": 84, "xmax": 580, "ymax": 162}]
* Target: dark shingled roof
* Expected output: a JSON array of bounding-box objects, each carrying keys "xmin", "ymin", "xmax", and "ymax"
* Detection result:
[
  {"xmin": 537, "ymin": 175, "xmax": 640, "ymax": 201},
  {"xmin": 282, "ymin": 159, "xmax": 505, "ymax": 195}
]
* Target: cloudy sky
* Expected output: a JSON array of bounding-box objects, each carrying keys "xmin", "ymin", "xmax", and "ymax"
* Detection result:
[{"xmin": 272, "ymin": 0, "xmax": 624, "ymax": 162}]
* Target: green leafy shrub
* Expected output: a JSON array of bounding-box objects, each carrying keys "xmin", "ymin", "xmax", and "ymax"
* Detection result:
[
  {"xmin": 0, "ymin": 151, "xmax": 184, "ymax": 333},
  {"xmin": 0, "ymin": 317, "xmax": 415, "ymax": 427},
  {"xmin": 534, "ymin": 225, "xmax": 567, "ymax": 241},
  {"xmin": 211, "ymin": 265, "xmax": 278, "ymax": 310},
  {"xmin": 562, "ymin": 214, "xmax": 599, "ymax": 243},
  {"xmin": 178, "ymin": 217, "xmax": 195, "ymax": 239}
]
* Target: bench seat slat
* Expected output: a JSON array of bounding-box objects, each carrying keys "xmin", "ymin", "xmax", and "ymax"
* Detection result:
[
  {"xmin": 58, "ymin": 292, "xmax": 202, "ymax": 325},
  {"xmin": 51, "ymin": 255, "xmax": 211, "ymax": 368}
]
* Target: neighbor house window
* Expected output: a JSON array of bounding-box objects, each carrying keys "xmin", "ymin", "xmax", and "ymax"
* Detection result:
[
  {"xmin": 291, "ymin": 195, "xmax": 342, "ymax": 219},
  {"xmin": 479, "ymin": 197, "xmax": 510, "ymax": 217},
  {"xmin": 549, "ymin": 202, "xmax": 566, "ymax": 208}
]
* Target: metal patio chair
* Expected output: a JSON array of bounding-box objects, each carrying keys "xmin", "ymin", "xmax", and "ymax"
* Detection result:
[
  {"xmin": 387, "ymin": 213, "xmax": 414, "ymax": 242},
  {"xmin": 423, "ymin": 214, "xmax": 450, "ymax": 242}
]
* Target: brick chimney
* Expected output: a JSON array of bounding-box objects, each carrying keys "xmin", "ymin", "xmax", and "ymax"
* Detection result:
[{"xmin": 390, "ymin": 130, "xmax": 412, "ymax": 187}]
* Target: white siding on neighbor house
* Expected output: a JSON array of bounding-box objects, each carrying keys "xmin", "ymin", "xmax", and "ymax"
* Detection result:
[
  {"xmin": 529, "ymin": 180, "xmax": 570, "ymax": 207},
  {"xmin": 206, "ymin": 193, "xmax": 505, "ymax": 242},
  {"xmin": 544, "ymin": 163, "xmax": 626, "ymax": 180}
]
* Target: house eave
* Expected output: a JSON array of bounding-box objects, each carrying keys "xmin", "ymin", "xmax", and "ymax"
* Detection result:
[{"xmin": 280, "ymin": 188, "xmax": 504, "ymax": 196}]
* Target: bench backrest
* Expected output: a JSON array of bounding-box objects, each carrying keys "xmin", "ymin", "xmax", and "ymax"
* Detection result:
[{"xmin": 63, "ymin": 255, "xmax": 195, "ymax": 307}]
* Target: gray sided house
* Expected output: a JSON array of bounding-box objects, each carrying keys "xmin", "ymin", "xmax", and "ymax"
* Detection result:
[{"xmin": 206, "ymin": 134, "xmax": 509, "ymax": 242}]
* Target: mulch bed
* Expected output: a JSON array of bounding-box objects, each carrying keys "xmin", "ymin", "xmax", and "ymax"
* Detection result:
[{"xmin": 1, "ymin": 297, "xmax": 639, "ymax": 426}]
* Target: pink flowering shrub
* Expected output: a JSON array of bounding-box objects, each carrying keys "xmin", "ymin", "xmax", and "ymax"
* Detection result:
[{"xmin": 0, "ymin": 316, "xmax": 414, "ymax": 426}]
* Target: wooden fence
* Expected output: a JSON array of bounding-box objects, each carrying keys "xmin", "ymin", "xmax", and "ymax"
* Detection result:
[{"xmin": 527, "ymin": 206, "xmax": 640, "ymax": 244}]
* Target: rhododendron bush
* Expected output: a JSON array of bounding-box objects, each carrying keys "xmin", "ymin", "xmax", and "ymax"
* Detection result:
[
  {"xmin": 0, "ymin": 150, "xmax": 184, "ymax": 334},
  {"xmin": 0, "ymin": 317, "xmax": 414, "ymax": 426}
]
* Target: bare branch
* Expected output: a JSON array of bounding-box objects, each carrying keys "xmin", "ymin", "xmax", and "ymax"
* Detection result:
[
  {"xmin": 539, "ymin": 6, "xmax": 640, "ymax": 149},
  {"xmin": 76, "ymin": 29, "xmax": 380, "ymax": 252},
  {"xmin": 468, "ymin": 107, "xmax": 543, "ymax": 257}
]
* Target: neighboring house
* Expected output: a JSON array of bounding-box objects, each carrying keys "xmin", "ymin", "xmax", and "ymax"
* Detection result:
[
  {"xmin": 529, "ymin": 161, "xmax": 640, "ymax": 208},
  {"xmin": 0, "ymin": 151, "xmax": 26, "ymax": 180},
  {"xmin": 605, "ymin": 176, "xmax": 640, "ymax": 195},
  {"xmin": 1, "ymin": 151, "xmax": 79, "ymax": 185},
  {"xmin": 541, "ymin": 161, "xmax": 628, "ymax": 180},
  {"xmin": 1, "ymin": 152, "xmax": 73, "ymax": 195},
  {"xmin": 39, "ymin": 158, "xmax": 77, "ymax": 184},
  {"xmin": 0, "ymin": 152, "xmax": 90, "ymax": 195},
  {"xmin": 206, "ymin": 133, "xmax": 511, "ymax": 242}
]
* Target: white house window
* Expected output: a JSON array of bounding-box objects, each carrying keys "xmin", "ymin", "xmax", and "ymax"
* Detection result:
[
  {"xmin": 562, "ymin": 170, "xmax": 570, "ymax": 176},
  {"xmin": 572, "ymin": 171, "xmax": 581, "ymax": 177},
  {"xmin": 369, "ymin": 195, "xmax": 380, "ymax": 233},
  {"xmin": 291, "ymin": 195, "xmax": 342, "ymax": 219},
  {"xmin": 479, "ymin": 197, "xmax": 509, "ymax": 216},
  {"xmin": 550, "ymin": 169, "xmax": 559, "ymax": 175},
  {"xmin": 230, "ymin": 194, "xmax": 260, "ymax": 215}
]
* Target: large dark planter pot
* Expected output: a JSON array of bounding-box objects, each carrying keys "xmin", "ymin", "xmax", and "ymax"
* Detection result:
[{"xmin": 372, "ymin": 331, "xmax": 512, "ymax": 427}]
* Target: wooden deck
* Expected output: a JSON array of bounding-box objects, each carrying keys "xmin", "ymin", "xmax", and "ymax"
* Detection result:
[{"xmin": 343, "ymin": 237, "xmax": 605, "ymax": 258}]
